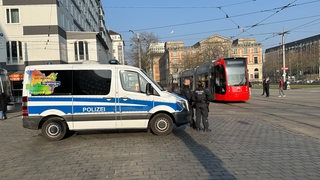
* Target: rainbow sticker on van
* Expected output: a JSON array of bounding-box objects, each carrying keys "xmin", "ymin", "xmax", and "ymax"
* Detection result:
[{"xmin": 26, "ymin": 70, "xmax": 61, "ymax": 95}]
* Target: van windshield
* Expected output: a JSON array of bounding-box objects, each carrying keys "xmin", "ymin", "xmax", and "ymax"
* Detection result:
[{"xmin": 141, "ymin": 70, "xmax": 164, "ymax": 91}]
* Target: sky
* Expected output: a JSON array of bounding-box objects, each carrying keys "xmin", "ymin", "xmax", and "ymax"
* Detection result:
[{"xmin": 102, "ymin": 0, "xmax": 320, "ymax": 50}]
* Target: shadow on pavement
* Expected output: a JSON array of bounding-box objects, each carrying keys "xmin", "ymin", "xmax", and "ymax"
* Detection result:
[{"xmin": 173, "ymin": 128, "xmax": 236, "ymax": 179}]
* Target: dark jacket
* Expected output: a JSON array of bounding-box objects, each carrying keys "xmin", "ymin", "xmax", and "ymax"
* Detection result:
[
  {"xmin": 0, "ymin": 93, "xmax": 8, "ymax": 112},
  {"xmin": 192, "ymin": 87, "xmax": 211, "ymax": 104},
  {"xmin": 181, "ymin": 85, "xmax": 193, "ymax": 103}
]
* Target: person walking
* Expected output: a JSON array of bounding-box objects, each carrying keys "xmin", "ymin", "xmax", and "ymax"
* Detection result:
[
  {"xmin": 278, "ymin": 77, "xmax": 286, "ymax": 97},
  {"xmin": 261, "ymin": 78, "xmax": 266, "ymax": 96},
  {"xmin": 0, "ymin": 93, "xmax": 8, "ymax": 119},
  {"xmin": 193, "ymin": 81, "xmax": 212, "ymax": 132},
  {"xmin": 180, "ymin": 78, "xmax": 195, "ymax": 128},
  {"xmin": 264, "ymin": 77, "xmax": 270, "ymax": 97}
]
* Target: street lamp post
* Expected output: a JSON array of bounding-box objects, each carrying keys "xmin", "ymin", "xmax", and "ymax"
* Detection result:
[
  {"xmin": 129, "ymin": 30, "xmax": 141, "ymax": 69},
  {"xmin": 282, "ymin": 32, "xmax": 286, "ymax": 82},
  {"xmin": 279, "ymin": 29, "xmax": 289, "ymax": 82}
]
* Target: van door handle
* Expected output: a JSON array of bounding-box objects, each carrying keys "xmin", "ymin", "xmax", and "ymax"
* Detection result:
[
  {"xmin": 120, "ymin": 97, "xmax": 128, "ymax": 100},
  {"xmin": 105, "ymin": 97, "xmax": 113, "ymax": 101}
]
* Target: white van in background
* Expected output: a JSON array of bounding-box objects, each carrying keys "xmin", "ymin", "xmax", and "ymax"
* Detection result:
[{"xmin": 22, "ymin": 64, "xmax": 189, "ymax": 140}]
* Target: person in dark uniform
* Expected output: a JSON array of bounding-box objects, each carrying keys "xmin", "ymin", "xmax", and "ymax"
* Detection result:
[
  {"xmin": 193, "ymin": 81, "xmax": 212, "ymax": 132},
  {"xmin": 180, "ymin": 78, "xmax": 195, "ymax": 128},
  {"xmin": 264, "ymin": 77, "xmax": 270, "ymax": 97}
]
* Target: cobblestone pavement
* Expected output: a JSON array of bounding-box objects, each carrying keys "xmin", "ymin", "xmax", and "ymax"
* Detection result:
[{"xmin": 0, "ymin": 88, "xmax": 319, "ymax": 180}]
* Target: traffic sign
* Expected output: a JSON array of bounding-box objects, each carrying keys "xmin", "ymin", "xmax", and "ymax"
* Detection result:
[{"xmin": 281, "ymin": 67, "xmax": 288, "ymax": 70}]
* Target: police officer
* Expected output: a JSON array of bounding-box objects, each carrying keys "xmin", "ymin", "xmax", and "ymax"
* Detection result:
[
  {"xmin": 180, "ymin": 78, "xmax": 195, "ymax": 128},
  {"xmin": 193, "ymin": 81, "xmax": 211, "ymax": 132}
]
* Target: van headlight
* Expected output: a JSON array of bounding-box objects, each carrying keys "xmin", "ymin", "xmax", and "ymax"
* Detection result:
[{"xmin": 177, "ymin": 100, "xmax": 188, "ymax": 111}]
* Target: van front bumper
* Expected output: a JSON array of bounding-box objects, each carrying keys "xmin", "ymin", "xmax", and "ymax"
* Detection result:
[{"xmin": 172, "ymin": 109, "xmax": 189, "ymax": 126}]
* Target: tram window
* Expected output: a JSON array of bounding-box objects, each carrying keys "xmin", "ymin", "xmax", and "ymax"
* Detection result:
[{"xmin": 214, "ymin": 65, "xmax": 226, "ymax": 94}]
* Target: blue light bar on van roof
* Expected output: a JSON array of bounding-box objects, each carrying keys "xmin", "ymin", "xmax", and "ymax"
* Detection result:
[{"xmin": 109, "ymin": 59, "xmax": 120, "ymax": 64}]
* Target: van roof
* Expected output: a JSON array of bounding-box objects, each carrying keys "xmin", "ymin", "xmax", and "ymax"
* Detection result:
[{"xmin": 25, "ymin": 64, "xmax": 140, "ymax": 71}]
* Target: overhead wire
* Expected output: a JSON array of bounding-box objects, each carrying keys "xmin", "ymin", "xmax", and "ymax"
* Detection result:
[
  {"xmin": 105, "ymin": 0, "xmax": 258, "ymax": 9},
  {"xmin": 158, "ymin": 14, "xmax": 320, "ymax": 42},
  {"xmin": 260, "ymin": 16, "xmax": 320, "ymax": 43},
  {"xmin": 111, "ymin": 0, "xmax": 320, "ymax": 33},
  {"xmin": 106, "ymin": 0, "xmax": 320, "ymax": 49},
  {"xmin": 232, "ymin": 0, "xmax": 298, "ymax": 39}
]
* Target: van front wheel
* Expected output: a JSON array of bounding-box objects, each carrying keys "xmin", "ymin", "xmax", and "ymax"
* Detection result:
[
  {"xmin": 150, "ymin": 113, "xmax": 173, "ymax": 136},
  {"xmin": 42, "ymin": 118, "xmax": 67, "ymax": 141}
]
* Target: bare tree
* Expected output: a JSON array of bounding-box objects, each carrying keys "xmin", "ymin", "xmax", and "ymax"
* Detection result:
[
  {"xmin": 199, "ymin": 42, "xmax": 230, "ymax": 64},
  {"xmin": 182, "ymin": 49, "xmax": 197, "ymax": 70},
  {"xmin": 128, "ymin": 32, "xmax": 159, "ymax": 71}
]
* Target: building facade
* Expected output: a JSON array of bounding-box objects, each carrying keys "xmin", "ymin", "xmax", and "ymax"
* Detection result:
[
  {"xmin": 148, "ymin": 42, "xmax": 165, "ymax": 83},
  {"xmin": 0, "ymin": 0, "xmax": 113, "ymax": 73},
  {"xmin": 159, "ymin": 41, "xmax": 186, "ymax": 88},
  {"xmin": 265, "ymin": 34, "xmax": 320, "ymax": 82},
  {"xmin": 231, "ymin": 38, "xmax": 263, "ymax": 83},
  {"xmin": 192, "ymin": 34, "xmax": 232, "ymax": 62},
  {"xmin": 158, "ymin": 35, "xmax": 263, "ymax": 89},
  {"xmin": 109, "ymin": 30, "xmax": 125, "ymax": 64},
  {"xmin": 0, "ymin": 0, "xmax": 112, "ymax": 102}
]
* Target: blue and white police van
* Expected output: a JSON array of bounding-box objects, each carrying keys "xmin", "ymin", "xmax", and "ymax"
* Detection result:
[{"xmin": 22, "ymin": 63, "xmax": 189, "ymax": 140}]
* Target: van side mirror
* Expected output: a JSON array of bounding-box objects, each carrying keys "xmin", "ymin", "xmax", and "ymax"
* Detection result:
[{"xmin": 146, "ymin": 83, "xmax": 153, "ymax": 95}]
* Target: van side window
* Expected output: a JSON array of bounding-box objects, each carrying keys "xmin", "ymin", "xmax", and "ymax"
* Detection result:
[
  {"xmin": 73, "ymin": 70, "xmax": 111, "ymax": 95},
  {"xmin": 120, "ymin": 70, "xmax": 148, "ymax": 93},
  {"xmin": 40, "ymin": 70, "xmax": 72, "ymax": 95}
]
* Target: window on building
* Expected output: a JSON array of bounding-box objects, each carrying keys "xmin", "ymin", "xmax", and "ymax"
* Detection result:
[
  {"xmin": 244, "ymin": 48, "xmax": 248, "ymax": 54},
  {"xmin": 254, "ymin": 57, "xmax": 258, "ymax": 64},
  {"xmin": 233, "ymin": 49, "xmax": 238, "ymax": 54},
  {"xmin": 173, "ymin": 51, "xmax": 177, "ymax": 56},
  {"xmin": 79, "ymin": 41, "xmax": 84, "ymax": 60},
  {"xmin": 74, "ymin": 41, "xmax": 89, "ymax": 61},
  {"xmin": 254, "ymin": 68, "xmax": 259, "ymax": 79},
  {"xmin": 6, "ymin": 8, "xmax": 19, "ymax": 23},
  {"xmin": 74, "ymin": 43, "xmax": 78, "ymax": 61},
  {"xmin": 254, "ymin": 48, "xmax": 258, "ymax": 53},
  {"xmin": 6, "ymin": 41, "xmax": 23, "ymax": 64},
  {"xmin": 85, "ymin": 42, "xmax": 89, "ymax": 60}
]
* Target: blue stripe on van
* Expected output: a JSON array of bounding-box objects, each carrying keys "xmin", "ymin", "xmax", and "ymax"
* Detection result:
[
  {"xmin": 73, "ymin": 106, "xmax": 115, "ymax": 114},
  {"xmin": 27, "ymin": 97, "xmax": 183, "ymax": 115},
  {"xmin": 154, "ymin": 101, "xmax": 182, "ymax": 111},
  {"xmin": 28, "ymin": 106, "xmax": 72, "ymax": 115},
  {"xmin": 73, "ymin": 97, "xmax": 115, "ymax": 102}
]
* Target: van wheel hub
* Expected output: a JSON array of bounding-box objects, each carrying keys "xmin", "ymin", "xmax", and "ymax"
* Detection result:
[
  {"xmin": 156, "ymin": 119, "xmax": 168, "ymax": 131},
  {"xmin": 48, "ymin": 124, "xmax": 60, "ymax": 136}
]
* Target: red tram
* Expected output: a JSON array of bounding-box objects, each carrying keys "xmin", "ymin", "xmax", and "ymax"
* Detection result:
[{"xmin": 180, "ymin": 57, "xmax": 250, "ymax": 102}]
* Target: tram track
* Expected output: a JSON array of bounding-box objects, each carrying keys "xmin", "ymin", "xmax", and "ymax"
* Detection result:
[{"xmin": 213, "ymin": 95, "xmax": 320, "ymax": 140}]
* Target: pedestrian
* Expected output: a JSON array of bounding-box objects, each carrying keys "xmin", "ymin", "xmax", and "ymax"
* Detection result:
[
  {"xmin": 192, "ymin": 81, "xmax": 212, "ymax": 132},
  {"xmin": 180, "ymin": 78, "xmax": 195, "ymax": 128},
  {"xmin": 264, "ymin": 77, "xmax": 270, "ymax": 97},
  {"xmin": 0, "ymin": 93, "xmax": 8, "ymax": 119},
  {"xmin": 248, "ymin": 81, "xmax": 252, "ymax": 96},
  {"xmin": 261, "ymin": 78, "xmax": 266, "ymax": 96},
  {"xmin": 278, "ymin": 77, "xmax": 286, "ymax": 97}
]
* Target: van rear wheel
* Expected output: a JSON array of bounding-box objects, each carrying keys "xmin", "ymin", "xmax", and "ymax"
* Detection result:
[
  {"xmin": 150, "ymin": 113, "xmax": 173, "ymax": 136},
  {"xmin": 41, "ymin": 117, "xmax": 67, "ymax": 141}
]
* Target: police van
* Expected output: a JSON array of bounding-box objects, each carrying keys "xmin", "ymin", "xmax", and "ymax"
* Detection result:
[{"xmin": 22, "ymin": 63, "xmax": 189, "ymax": 140}]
